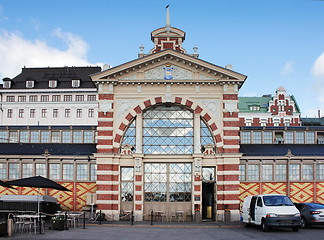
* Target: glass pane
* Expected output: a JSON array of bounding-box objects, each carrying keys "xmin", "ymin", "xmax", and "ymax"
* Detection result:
[
  {"xmin": 73, "ymin": 131, "xmax": 82, "ymax": 143},
  {"xmin": 90, "ymin": 164, "xmax": 97, "ymax": 181},
  {"xmin": 121, "ymin": 121, "xmax": 136, "ymax": 151},
  {"xmin": 276, "ymin": 164, "xmax": 286, "ymax": 181},
  {"xmin": 36, "ymin": 163, "xmax": 46, "ymax": 177},
  {"xmin": 0, "ymin": 163, "xmax": 6, "ymax": 179},
  {"xmin": 143, "ymin": 105, "xmax": 193, "ymax": 154},
  {"xmin": 22, "ymin": 163, "xmax": 33, "ymax": 178},
  {"xmin": 49, "ymin": 163, "xmax": 60, "ymax": 180},
  {"xmin": 63, "ymin": 164, "xmax": 74, "ymax": 180},
  {"xmin": 201, "ymin": 120, "xmax": 214, "ymax": 145},
  {"xmin": 121, "ymin": 167, "xmax": 134, "ymax": 181},
  {"xmin": 239, "ymin": 165, "xmax": 246, "ymax": 181},
  {"xmin": 83, "ymin": 131, "xmax": 93, "ymax": 143},
  {"xmin": 248, "ymin": 165, "xmax": 259, "ymax": 181},
  {"xmin": 262, "ymin": 165, "xmax": 273, "ymax": 181},
  {"xmin": 9, "ymin": 163, "xmax": 19, "ymax": 179},
  {"xmin": 289, "ymin": 164, "xmax": 300, "ymax": 181},
  {"xmin": 202, "ymin": 167, "xmax": 215, "ymax": 181},
  {"xmin": 77, "ymin": 164, "xmax": 88, "ymax": 180},
  {"xmin": 20, "ymin": 131, "xmax": 28, "ymax": 143}
]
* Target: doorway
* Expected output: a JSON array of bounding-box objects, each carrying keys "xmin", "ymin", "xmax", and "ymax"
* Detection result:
[{"xmin": 202, "ymin": 182, "xmax": 214, "ymax": 220}]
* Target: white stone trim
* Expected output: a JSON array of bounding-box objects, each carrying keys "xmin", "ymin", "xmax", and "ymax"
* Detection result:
[
  {"xmin": 217, "ymin": 171, "xmax": 239, "ymax": 175},
  {"xmin": 96, "ymin": 200, "xmax": 119, "ymax": 204},
  {"xmin": 222, "ymin": 145, "xmax": 240, "ymax": 149},
  {"xmin": 96, "ymin": 136, "xmax": 113, "ymax": 140},
  {"xmin": 217, "ymin": 190, "xmax": 240, "ymax": 195},
  {"xmin": 96, "ymin": 181, "xmax": 119, "ymax": 185},
  {"xmin": 97, "ymin": 171, "xmax": 119, "ymax": 175},
  {"xmin": 96, "ymin": 191, "xmax": 119, "ymax": 195},
  {"xmin": 97, "ymin": 127, "xmax": 113, "ymax": 131},
  {"xmin": 223, "ymin": 127, "xmax": 240, "ymax": 131},
  {"xmin": 223, "ymin": 118, "xmax": 239, "ymax": 122},
  {"xmin": 96, "ymin": 145, "xmax": 113, "ymax": 149},
  {"xmin": 223, "ymin": 136, "xmax": 240, "ymax": 140},
  {"xmin": 217, "ymin": 200, "xmax": 240, "ymax": 204},
  {"xmin": 217, "ymin": 181, "xmax": 240, "ymax": 185}
]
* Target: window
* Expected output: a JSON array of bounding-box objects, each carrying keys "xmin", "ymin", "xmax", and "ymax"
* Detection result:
[
  {"xmin": 145, "ymin": 164, "xmax": 167, "ymax": 202},
  {"xmin": 264, "ymin": 132, "xmax": 273, "ymax": 144},
  {"xmin": 22, "ymin": 163, "xmax": 33, "ymax": 178},
  {"xmin": 274, "ymin": 119, "xmax": 280, "ymax": 127},
  {"xmin": 88, "ymin": 109, "xmax": 95, "ymax": 118},
  {"xmin": 30, "ymin": 131, "xmax": 39, "ymax": 143},
  {"xmin": 202, "ymin": 167, "xmax": 215, "ymax": 181},
  {"xmin": 306, "ymin": 132, "xmax": 315, "ymax": 144},
  {"xmin": 296, "ymin": 132, "xmax": 304, "ymax": 144},
  {"xmin": 285, "ymin": 131, "xmax": 294, "ymax": 144},
  {"xmin": 90, "ymin": 164, "xmax": 97, "ymax": 181},
  {"xmin": 262, "ymin": 165, "xmax": 273, "ymax": 181},
  {"xmin": 121, "ymin": 167, "xmax": 134, "ymax": 202},
  {"xmin": 64, "ymin": 95, "xmax": 72, "ymax": 101},
  {"xmin": 83, "ymin": 131, "xmax": 93, "ymax": 143},
  {"xmin": 51, "ymin": 131, "xmax": 60, "ymax": 143},
  {"xmin": 275, "ymin": 132, "xmax": 284, "ymax": 144},
  {"xmin": 30, "ymin": 109, "xmax": 36, "ymax": 118},
  {"xmin": 253, "ymin": 132, "xmax": 262, "ymax": 144},
  {"xmin": 63, "ymin": 164, "xmax": 74, "ymax": 180},
  {"xmin": 0, "ymin": 163, "xmax": 6, "ymax": 179},
  {"xmin": 53, "ymin": 109, "xmax": 59, "ymax": 118},
  {"xmin": 284, "ymin": 119, "xmax": 290, "ymax": 127},
  {"xmin": 0, "ymin": 131, "xmax": 8, "ymax": 143},
  {"xmin": 18, "ymin": 109, "xmax": 24, "ymax": 118},
  {"xmin": 257, "ymin": 197, "xmax": 263, "ymax": 207},
  {"xmin": 75, "ymin": 95, "xmax": 84, "ymax": 101},
  {"xmin": 40, "ymin": 95, "xmax": 49, "ymax": 102},
  {"xmin": 49, "ymin": 80, "xmax": 57, "ymax": 88},
  {"xmin": 316, "ymin": 164, "xmax": 324, "ymax": 180},
  {"xmin": 18, "ymin": 96, "xmax": 26, "ymax": 102},
  {"xmin": 143, "ymin": 105, "xmax": 193, "ymax": 154},
  {"xmin": 73, "ymin": 131, "xmax": 82, "ymax": 143},
  {"xmin": 9, "ymin": 131, "xmax": 18, "ymax": 143},
  {"xmin": 3, "ymin": 81, "xmax": 11, "ymax": 88},
  {"xmin": 40, "ymin": 131, "xmax": 50, "ymax": 143},
  {"xmin": 7, "ymin": 109, "xmax": 13, "ymax": 118},
  {"xmin": 201, "ymin": 120, "xmax": 214, "ymax": 146},
  {"xmin": 6, "ymin": 96, "xmax": 15, "ymax": 102},
  {"xmin": 241, "ymin": 131, "xmax": 251, "ymax": 144},
  {"xmin": 49, "ymin": 164, "xmax": 60, "ymax": 180},
  {"xmin": 245, "ymin": 119, "xmax": 252, "ymax": 126},
  {"xmin": 289, "ymin": 164, "xmax": 300, "ymax": 181},
  {"xmin": 169, "ymin": 163, "xmax": 192, "ymax": 202},
  {"xmin": 302, "ymin": 165, "xmax": 313, "ymax": 180},
  {"xmin": 87, "ymin": 95, "xmax": 96, "ymax": 101},
  {"xmin": 248, "ymin": 165, "xmax": 259, "ymax": 181},
  {"xmin": 41, "ymin": 109, "xmax": 47, "ymax": 118},
  {"xmin": 77, "ymin": 164, "xmax": 88, "ymax": 180},
  {"xmin": 121, "ymin": 121, "xmax": 136, "ymax": 148},
  {"xmin": 72, "ymin": 79, "xmax": 80, "ymax": 88},
  {"xmin": 19, "ymin": 130, "xmax": 28, "ymax": 143},
  {"xmin": 65, "ymin": 109, "xmax": 70, "ymax": 118},
  {"xmin": 9, "ymin": 163, "xmax": 19, "ymax": 179},
  {"xmin": 26, "ymin": 80, "xmax": 34, "ymax": 88},
  {"xmin": 52, "ymin": 95, "xmax": 61, "ymax": 102},
  {"xmin": 62, "ymin": 130, "xmax": 71, "ymax": 143},
  {"xmin": 29, "ymin": 95, "xmax": 38, "ymax": 102},
  {"xmin": 76, "ymin": 109, "xmax": 82, "ymax": 118},
  {"xmin": 249, "ymin": 105, "xmax": 260, "ymax": 111},
  {"xmin": 36, "ymin": 163, "xmax": 46, "ymax": 177},
  {"xmin": 239, "ymin": 164, "xmax": 246, "ymax": 181},
  {"xmin": 260, "ymin": 119, "xmax": 267, "ymax": 127}
]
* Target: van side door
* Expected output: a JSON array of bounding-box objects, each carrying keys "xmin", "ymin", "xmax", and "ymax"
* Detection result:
[
  {"xmin": 250, "ymin": 196, "xmax": 257, "ymax": 222},
  {"xmin": 255, "ymin": 196, "xmax": 264, "ymax": 225}
]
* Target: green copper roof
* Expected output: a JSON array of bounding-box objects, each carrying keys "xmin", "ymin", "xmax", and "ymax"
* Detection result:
[
  {"xmin": 238, "ymin": 95, "xmax": 301, "ymax": 113},
  {"xmin": 238, "ymin": 96, "xmax": 272, "ymax": 113}
]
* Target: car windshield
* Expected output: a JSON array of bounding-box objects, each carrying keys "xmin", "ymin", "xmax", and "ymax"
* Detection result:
[
  {"xmin": 306, "ymin": 203, "xmax": 324, "ymax": 209},
  {"xmin": 263, "ymin": 195, "xmax": 294, "ymax": 206}
]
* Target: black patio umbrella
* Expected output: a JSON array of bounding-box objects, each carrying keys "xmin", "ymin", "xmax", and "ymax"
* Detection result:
[
  {"xmin": 6, "ymin": 176, "xmax": 70, "ymax": 192},
  {"xmin": 0, "ymin": 179, "xmax": 16, "ymax": 189}
]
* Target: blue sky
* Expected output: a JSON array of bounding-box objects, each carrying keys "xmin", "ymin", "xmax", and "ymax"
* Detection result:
[{"xmin": 1, "ymin": 0, "xmax": 324, "ymax": 117}]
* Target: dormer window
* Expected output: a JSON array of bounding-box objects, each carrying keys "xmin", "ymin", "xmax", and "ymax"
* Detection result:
[
  {"xmin": 2, "ymin": 78, "xmax": 12, "ymax": 88},
  {"xmin": 72, "ymin": 79, "xmax": 80, "ymax": 88},
  {"xmin": 49, "ymin": 80, "xmax": 57, "ymax": 88},
  {"xmin": 26, "ymin": 80, "xmax": 34, "ymax": 88},
  {"xmin": 249, "ymin": 105, "xmax": 260, "ymax": 111}
]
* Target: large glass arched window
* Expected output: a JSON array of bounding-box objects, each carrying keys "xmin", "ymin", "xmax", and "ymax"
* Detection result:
[
  {"xmin": 143, "ymin": 105, "xmax": 193, "ymax": 154},
  {"xmin": 121, "ymin": 104, "xmax": 215, "ymax": 154}
]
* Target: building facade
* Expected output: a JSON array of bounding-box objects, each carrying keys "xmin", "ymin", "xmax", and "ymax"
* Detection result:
[
  {"xmin": 0, "ymin": 10, "xmax": 324, "ymax": 222},
  {"xmin": 0, "ymin": 66, "xmax": 100, "ymax": 211}
]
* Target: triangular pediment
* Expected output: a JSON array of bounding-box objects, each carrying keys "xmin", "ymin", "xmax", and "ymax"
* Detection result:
[{"xmin": 90, "ymin": 49, "xmax": 247, "ymax": 83}]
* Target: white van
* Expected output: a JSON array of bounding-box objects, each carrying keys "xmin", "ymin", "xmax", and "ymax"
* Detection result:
[{"xmin": 242, "ymin": 194, "xmax": 301, "ymax": 232}]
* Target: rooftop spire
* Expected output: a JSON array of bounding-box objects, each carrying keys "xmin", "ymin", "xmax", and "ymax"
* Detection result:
[{"xmin": 165, "ymin": 5, "xmax": 171, "ymax": 34}]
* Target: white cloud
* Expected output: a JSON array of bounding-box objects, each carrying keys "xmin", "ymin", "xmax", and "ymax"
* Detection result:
[
  {"xmin": 311, "ymin": 51, "xmax": 324, "ymax": 116},
  {"xmin": 0, "ymin": 29, "xmax": 101, "ymax": 80},
  {"xmin": 0, "ymin": 4, "xmax": 8, "ymax": 21},
  {"xmin": 30, "ymin": 17, "xmax": 41, "ymax": 30},
  {"xmin": 281, "ymin": 61, "xmax": 294, "ymax": 76}
]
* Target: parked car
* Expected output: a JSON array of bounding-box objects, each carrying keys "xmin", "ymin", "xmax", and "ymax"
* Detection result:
[
  {"xmin": 294, "ymin": 203, "xmax": 324, "ymax": 228},
  {"xmin": 242, "ymin": 194, "xmax": 301, "ymax": 232}
]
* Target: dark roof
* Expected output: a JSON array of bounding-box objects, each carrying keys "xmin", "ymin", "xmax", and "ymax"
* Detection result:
[
  {"xmin": 2, "ymin": 66, "xmax": 101, "ymax": 90},
  {"xmin": 301, "ymin": 118, "xmax": 324, "ymax": 126},
  {"xmin": 0, "ymin": 143, "xmax": 96, "ymax": 155},
  {"xmin": 240, "ymin": 144, "xmax": 324, "ymax": 156}
]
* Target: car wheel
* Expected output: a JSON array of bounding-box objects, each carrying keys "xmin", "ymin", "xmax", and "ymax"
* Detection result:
[
  {"xmin": 292, "ymin": 226, "xmax": 299, "ymax": 232},
  {"xmin": 300, "ymin": 217, "xmax": 307, "ymax": 229},
  {"xmin": 261, "ymin": 220, "xmax": 269, "ymax": 232}
]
